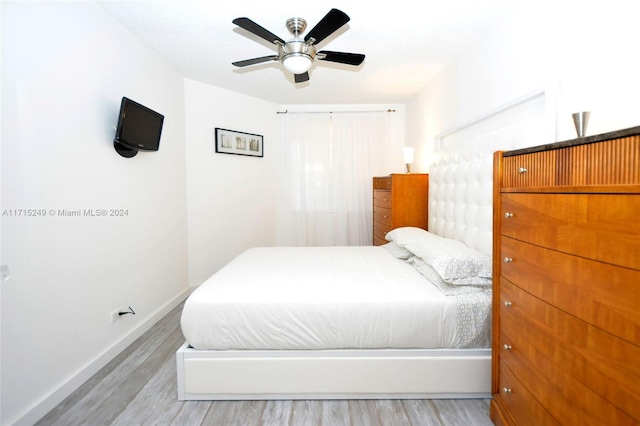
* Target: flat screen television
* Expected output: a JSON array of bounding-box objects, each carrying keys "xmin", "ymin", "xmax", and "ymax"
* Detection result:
[{"xmin": 113, "ymin": 97, "xmax": 164, "ymax": 158}]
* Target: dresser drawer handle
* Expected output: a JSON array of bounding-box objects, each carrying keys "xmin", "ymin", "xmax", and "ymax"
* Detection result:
[
  {"xmin": 503, "ymin": 387, "xmax": 512, "ymax": 394},
  {"xmin": 503, "ymin": 344, "xmax": 512, "ymax": 350},
  {"xmin": 504, "ymin": 212, "xmax": 513, "ymax": 218},
  {"xmin": 503, "ymin": 301, "xmax": 513, "ymax": 307},
  {"xmin": 518, "ymin": 167, "xmax": 528, "ymax": 174},
  {"xmin": 504, "ymin": 257, "xmax": 513, "ymax": 263}
]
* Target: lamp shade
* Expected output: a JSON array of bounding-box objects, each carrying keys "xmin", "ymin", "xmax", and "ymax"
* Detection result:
[{"xmin": 403, "ymin": 147, "xmax": 415, "ymax": 164}]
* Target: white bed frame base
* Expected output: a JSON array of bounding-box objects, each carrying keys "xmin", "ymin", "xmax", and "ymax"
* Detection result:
[{"xmin": 176, "ymin": 343, "xmax": 491, "ymax": 400}]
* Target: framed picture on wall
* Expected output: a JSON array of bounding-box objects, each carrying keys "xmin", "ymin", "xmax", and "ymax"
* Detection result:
[{"xmin": 215, "ymin": 128, "xmax": 263, "ymax": 157}]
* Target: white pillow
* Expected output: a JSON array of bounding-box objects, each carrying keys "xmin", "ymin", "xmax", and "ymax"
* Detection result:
[
  {"xmin": 404, "ymin": 232, "xmax": 492, "ymax": 285},
  {"xmin": 382, "ymin": 242, "xmax": 413, "ymax": 260},
  {"xmin": 384, "ymin": 227, "xmax": 430, "ymax": 246},
  {"xmin": 408, "ymin": 257, "xmax": 485, "ymax": 296}
]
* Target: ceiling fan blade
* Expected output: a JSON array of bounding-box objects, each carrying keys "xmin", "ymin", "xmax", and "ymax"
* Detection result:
[
  {"xmin": 304, "ymin": 9, "xmax": 350, "ymax": 45},
  {"xmin": 232, "ymin": 17, "xmax": 285, "ymax": 44},
  {"xmin": 294, "ymin": 72, "xmax": 310, "ymax": 83},
  {"xmin": 232, "ymin": 55, "xmax": 279, "ymax": 67},
  {"xmin": 318, "ymin": 51, "xmax": 365, "ymax": 66}
]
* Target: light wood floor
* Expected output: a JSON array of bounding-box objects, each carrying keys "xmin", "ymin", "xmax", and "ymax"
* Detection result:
[{"xmin": 37, "ymin": 302, "xmax": 494, "ymax": 426}]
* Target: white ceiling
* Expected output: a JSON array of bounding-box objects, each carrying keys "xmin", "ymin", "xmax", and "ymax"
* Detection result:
[{"xmin": 98, "ymin": 0, "xmax": 511, "ymax": 105}]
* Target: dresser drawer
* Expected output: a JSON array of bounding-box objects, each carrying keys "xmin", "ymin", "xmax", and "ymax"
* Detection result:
[
  {"xmin": 373, "ymin": 207, "xmax": 392, "ymax": 226},
  {"xmin": 373, "ymin": 236, "xmax": 388, "ymax": 246},
  {"xmin": 500, "ymin": 278, "xmax": 640, "ymax": 422},
  {"xmin": 499, "ymin": 236, "xmax": 640, "ymax": 344},
  {"xmin": 497, "ymin": 362, "xmax": 560, "ymax": 426},
  {"xmin": 502, "ymin": 135, "xmax": 640, "ymax": 187},
  {"xmin": 500, "ymin": 193, "xmax": 640, "ymax": 270},
  {"xmin": 502, "ymin": 150, "xmax": 558, "ymax": 188},
  {"xmin": 373, "ymin": 176, "xmax": 392, "ymax": 189},
  {"xmin": 373, "ymin": 220, "xmax": 391, "ymax": 245},
  {"xmin": 373, "ymin": 190, "xmax": 392, "ymax": 209}
]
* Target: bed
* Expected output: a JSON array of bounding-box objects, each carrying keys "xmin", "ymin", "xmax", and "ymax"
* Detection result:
[{"xmin": 177, "ymin": 150, "xmax": 495, "ymax": 401}]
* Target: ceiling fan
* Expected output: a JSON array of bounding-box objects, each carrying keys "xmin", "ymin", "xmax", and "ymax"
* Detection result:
[{"xmin": 231, "ymin": 8, "xmax": 365, "ymax": 83}]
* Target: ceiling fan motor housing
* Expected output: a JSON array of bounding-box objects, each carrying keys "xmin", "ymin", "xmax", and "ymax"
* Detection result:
[
  {"xmin": 279, "ymin": 38, "xmax": 316, "ymax": 62},
  {"xmin": 280, "ymin": 17, "xmax": 316, "ymax": 63}
]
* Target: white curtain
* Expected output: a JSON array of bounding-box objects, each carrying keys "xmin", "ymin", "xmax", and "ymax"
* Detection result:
[{"xmin": 277, "ymin": 112, "xmax": 391, "ymax": 246}]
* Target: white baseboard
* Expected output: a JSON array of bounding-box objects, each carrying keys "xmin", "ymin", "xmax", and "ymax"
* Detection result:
[{"xmin": 11, "ymin": 288, "xmax": 191, "ymax": 426}]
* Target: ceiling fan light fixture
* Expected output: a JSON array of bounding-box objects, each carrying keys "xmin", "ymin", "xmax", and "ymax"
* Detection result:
[{"xmin": 282, "ymin": 53, "xmax": 312, "ymax": 74}]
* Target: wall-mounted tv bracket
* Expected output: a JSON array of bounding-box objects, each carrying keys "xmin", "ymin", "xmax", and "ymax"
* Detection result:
[{"xmin": 114, "ymin": 141, "xmax": 138, "ymax": 158}]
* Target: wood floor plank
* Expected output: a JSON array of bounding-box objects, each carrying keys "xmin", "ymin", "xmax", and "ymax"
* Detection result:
[
  {"xmin": 261, "ymin": 400, "xmax": 293, "ymax": 425},
  {"xmin": 201, "ymin": 400, "xmax": 267, "ymax": 426},
  {"xmin": 289, "ymin": 400, "xmax": 324, "ymax": 426},
  {"xmin": 232, "ymin": 400, "xmax": 267, "ymax": 426},
  {"xmin": 430, "ymin": 399, "xmax": 493, "ymax": 426},
  {"xmin": 403, "ymin": 399, "xmax": 445, "ymax": 425},
  {"xmin": 36, "ymin": 301, "xmax": 494, "ymax": 426},
  {"xmin": 169, "ymin": 401, "xmax": 211, "ymax": 426},
  {"xmin": 375, "ymin": 400, "xmax": 411, "ymax": 426},
  {"xmin": 348, "ymin": 400, "xmax": 382, "ymax": 426},
  {"xmin": 199, "ymin": 401, "xmax": 237, "ymax": 425},
  {"xmin": 321, "ymin": 400, "xmax": 351, "ymax": 426}
]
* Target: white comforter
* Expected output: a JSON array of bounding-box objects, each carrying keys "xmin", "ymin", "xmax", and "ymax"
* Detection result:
[{"xmin": 181, "ymin": 246, "xmax": 470, "ymax": 350}]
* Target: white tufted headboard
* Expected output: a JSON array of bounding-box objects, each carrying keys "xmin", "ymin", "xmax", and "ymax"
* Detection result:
[
  {"xmin": 429, "ymin": 153, "xmax": 494, "ymax": 257},
  {"xmin": 427, "ymin": 90, "xmax": 552, "ymax": 258}
]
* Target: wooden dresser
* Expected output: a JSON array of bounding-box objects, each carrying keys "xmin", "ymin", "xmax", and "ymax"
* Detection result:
[
  {"xmin": 491, "ymin": 127, "xmax": 640, "ymax": 425},
  {"xmin": 372, "ymin": 173, "xmax": 428, "ymax": 245}
]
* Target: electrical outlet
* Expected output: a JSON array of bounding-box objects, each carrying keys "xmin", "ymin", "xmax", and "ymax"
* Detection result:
[{"xmin": 111, "ymin": 307, "xmax": 124, "ymax": 323}]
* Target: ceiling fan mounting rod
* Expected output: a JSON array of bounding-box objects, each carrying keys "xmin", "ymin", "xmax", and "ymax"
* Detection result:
[{"xmin": 286, "ymin": 17, "xmax": 307, "ymax": 37}]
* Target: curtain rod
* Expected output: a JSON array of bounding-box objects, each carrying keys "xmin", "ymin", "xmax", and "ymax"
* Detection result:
[{"xmin": 277, "ymin": 109, "xmax": 396, "ymax": 114}]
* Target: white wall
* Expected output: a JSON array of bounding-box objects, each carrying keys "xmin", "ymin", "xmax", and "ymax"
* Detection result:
[
  {"xmin": 1, "ymin": 3, "xmax": 189, "ymax": 424},
  {"xmin": 407, "ymin": 0, "xmax": 640, "ymax": 166},
  {"xmin": 185, "ymin": 79, "xmax": 279, "ymax": 286}
]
